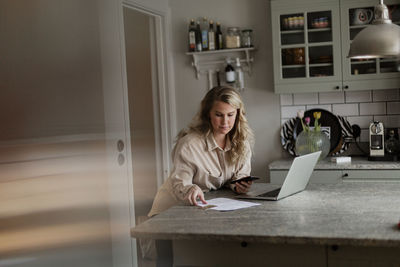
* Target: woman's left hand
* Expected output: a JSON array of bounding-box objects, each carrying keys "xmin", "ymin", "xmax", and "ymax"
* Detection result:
[{"xmin": 235, "ymin": 181, "xmax": 253, "ymax": 194}]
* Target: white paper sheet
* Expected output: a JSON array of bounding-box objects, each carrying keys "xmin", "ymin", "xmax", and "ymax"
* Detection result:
[{"xmin": 197, "ymin": 197, "xmax": 260, "ymax": 211}]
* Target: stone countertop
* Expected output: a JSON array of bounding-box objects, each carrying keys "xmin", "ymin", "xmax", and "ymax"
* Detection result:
[
  {"xmin": 131, "ymin": 182, "xmax": 400, "ymax": 247},
  {"xmin": 269, "ymin": 157, "xmax": 400, "ymax": 170}
]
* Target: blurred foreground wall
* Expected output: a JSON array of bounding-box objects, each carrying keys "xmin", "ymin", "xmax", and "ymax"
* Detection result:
[{"xmin": 0, "ymin": 1, "xmax": 112, "ymax": 266}]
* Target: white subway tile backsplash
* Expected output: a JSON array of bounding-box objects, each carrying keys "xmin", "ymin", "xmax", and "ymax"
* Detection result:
[
  {"xmin": 386, "ymin": 115, "xmax": 400, "ymax": 128},
  {"xmin": 386, "ymin": 101, "xmax": 400, "ymax": 114},
  {"xmin": 279, "ymin": 89, "xmax": 400, "ymax": 143},
  {"xmin": 345, "ymin": 90, "xmax": 371, "ymax": 103},
  {"xmin": 360, "ymin": 129, "xmax": 369, "ymax": 142},
  {"xmin": 374, "ymin": 115, "xmax": 400, "ymax": 128},
  {"xmin": 373, "ymin": 89, "xmax": 399, "ymax": 102},
  {"xmin": 280, "ymin": 94, "xmax": 293, "ymax": 105},
  {"xmin": 360, "ymin": 102, "xmax": 386, "ymax": 115},
  {"xmin": 346, "ymin": 116, "xmax": 373, "ymax": 128},
  {"xmin": 281, "ymin": 105, "xmax": 306, "ymax": 119},
  {"xmin": 306, "ymin": 105, "xmax": 332, "ymax": 112},
  {"xmin": 373, "ymin": 116, "xmax": 388, "ymax": 126},
  {"xmin": 293, "ymin": 93, "xmax": 318, "ymax": 105},
  {"xmin": 332, "ymin": 104, "xmax": 359, "ymax": 116},
  {"xmin": 319, "ymin": 91, "xmax": 344, "ymax": 104}
]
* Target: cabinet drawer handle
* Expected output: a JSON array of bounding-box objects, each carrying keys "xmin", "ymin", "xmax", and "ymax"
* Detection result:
[
  {"xmin": 334, "ymin": 86, "xmax": 340, "ymax": 90},
  {"xmin": 343, "ymin": 85, "xmax": 349, "ymax": 89},
  {"xmin": 342, "ymin": 173, "xmax": 349, "ymax": 178}
]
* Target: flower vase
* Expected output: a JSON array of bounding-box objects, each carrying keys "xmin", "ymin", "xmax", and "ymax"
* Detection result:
[{"xmin": 295, "ymin": 131, "xmax": 330, "ymax": 160}]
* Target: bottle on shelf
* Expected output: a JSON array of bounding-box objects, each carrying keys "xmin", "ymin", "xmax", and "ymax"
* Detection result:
[
  {"xmin": 195, "ymin": 20, "xmax": 202, "ymax": 52},
  {"xmin": 235, "ymin": 58, "xmax": 244, "ymax": 91},
  {"xmin": 201, "ymin": 17, "xmax": 209, "ymax": 51},
  {"xmin": 216, "ymin": 22, "xmax": 223, "ymax": 50},
  {"xmin": 188, "ymin": 19, "xmax": 196, "ymax": 52},
  {"xmin": 225, "ymin": 58, "xmax": 236, "ymax": 84},
  {"xmin": 208, "ymin": 20, "xmax": 216, "ymax": 51}
]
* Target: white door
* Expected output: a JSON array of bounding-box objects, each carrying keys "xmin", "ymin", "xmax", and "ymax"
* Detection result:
[
  {"xmin": 98, "ymin": 0, "xmax": 137, "ymax": 266},
  {"xmin": 98, "ymin": 0, "xmax": 173, "ymax": 266}
]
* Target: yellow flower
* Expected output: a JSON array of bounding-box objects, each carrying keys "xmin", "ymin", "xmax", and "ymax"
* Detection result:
[{"xmin": 313, "ymin": 112, "xmax": 321, "ymax": 120}]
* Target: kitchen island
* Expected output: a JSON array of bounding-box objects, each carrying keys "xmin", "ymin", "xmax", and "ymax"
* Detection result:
[
  {"xmin": 269, "ymin": 157, "xmax": 400, "ymax": 185},
  {"xmin": 131, "ymin": 182, "xmax": 400, "ymax": 266}
]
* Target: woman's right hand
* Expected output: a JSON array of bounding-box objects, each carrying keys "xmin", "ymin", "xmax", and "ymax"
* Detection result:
[{"xmin": 186, "ymin": 186, "xmax": 207, "ymax": 206}]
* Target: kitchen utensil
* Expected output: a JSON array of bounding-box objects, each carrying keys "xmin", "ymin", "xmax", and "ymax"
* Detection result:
[{"xmin": 352, "ymin": 9, "xmax": 373, "ymax": 25}]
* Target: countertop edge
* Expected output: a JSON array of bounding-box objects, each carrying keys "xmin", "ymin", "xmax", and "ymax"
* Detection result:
[
  {"xmin": 269, "ymin": 157, "xmax": 400, "ymax": 170},
  {"xmin": 130, "ymin": 229, "xmax": 400, "ymax": 248}
]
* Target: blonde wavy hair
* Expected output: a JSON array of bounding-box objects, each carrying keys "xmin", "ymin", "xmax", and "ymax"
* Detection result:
[{"xmin": 176, "ymin": 86, "xmax": 254, "ymax": 165}]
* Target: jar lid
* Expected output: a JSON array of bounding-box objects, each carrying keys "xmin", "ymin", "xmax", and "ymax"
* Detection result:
[{"xmin": 227, "ymin": 27, "xmax": 240, "ymax": 31}]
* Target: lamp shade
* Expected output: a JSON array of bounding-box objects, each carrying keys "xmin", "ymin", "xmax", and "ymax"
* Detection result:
[
  {"xmin": 348, "ymin": 23, "xmax": 400, "ymax": 59},
  {"xmin": 348, "ymin": 0, "xmax": 400, "ymax": 59}
]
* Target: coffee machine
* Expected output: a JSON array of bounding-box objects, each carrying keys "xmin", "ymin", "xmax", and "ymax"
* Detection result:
[{"xmin": 369, "ymin": 121, "xmax": 384, "ymax": 157}]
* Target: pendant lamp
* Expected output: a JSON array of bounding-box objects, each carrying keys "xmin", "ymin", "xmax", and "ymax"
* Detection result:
[{"xmin": 348, "ymin": 0, "xmax": 400, "ymax": 59}]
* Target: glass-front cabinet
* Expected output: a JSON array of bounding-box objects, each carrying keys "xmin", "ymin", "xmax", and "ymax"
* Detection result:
[
  {"xmin": 341, "ymin": 0, "xmax": 400, "ymax": 91},
  {"xmin": 271, "ymin": 0, "xmax": 400, "ymax": 94},
  {"xmin": 271, "ymin": 0, "xmax": 342, "ymax": 93}
]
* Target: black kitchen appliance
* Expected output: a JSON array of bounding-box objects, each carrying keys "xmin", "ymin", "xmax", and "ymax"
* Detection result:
[{"xmin": 368, "ymin": 123, "xmax": 400, "ymax": 161}]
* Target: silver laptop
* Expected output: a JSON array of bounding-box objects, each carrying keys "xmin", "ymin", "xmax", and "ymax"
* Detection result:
[{"xmin": 236, "ymin": 151, "xmax": 321, "ymax": 201}]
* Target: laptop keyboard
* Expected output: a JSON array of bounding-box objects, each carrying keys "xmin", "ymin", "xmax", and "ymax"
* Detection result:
[{"xmin": 258, "ymin": 188, "xmax": 281, "ymax": 198}]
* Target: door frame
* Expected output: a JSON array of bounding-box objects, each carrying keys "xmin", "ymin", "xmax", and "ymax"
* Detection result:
[
  {"xmin": 99, "ymin": 0, "xmax": 175, "ymax": 266},
  {"xmin": 121, "ymin": 0, "xmax": 175, "ymax": 188}
]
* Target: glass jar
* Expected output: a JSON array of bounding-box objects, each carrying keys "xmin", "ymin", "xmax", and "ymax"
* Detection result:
[
  {"xmin": 295, "ymin": 131, "xmax": 330, "ymax": 160},
  {"xmin": 292, "ymin": 47, "xmax": 305, "ymax": 64},
  {"xmin": 225, "ymin": 27, "xmax": 241, "ymax": 49},
  {"xmin": 241, "ymin": 29, "xmax": 253, "ymax": 47},
  {"xmin": 385, "ymin": 130, "xmax": 400, "ymax": 155}
]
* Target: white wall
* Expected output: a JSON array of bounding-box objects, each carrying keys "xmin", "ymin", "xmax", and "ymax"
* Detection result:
[
  {"xmin": 169, "ymin": 0, "xmax": 283, "ymax": 179},
  {"xmin": 0, "ymin": 1, "xmax": 112, "ymax": 267}
]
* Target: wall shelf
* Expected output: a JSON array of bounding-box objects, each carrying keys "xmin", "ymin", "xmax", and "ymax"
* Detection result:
[{"xmin": 186, "ymin": 47, "xmax": 255, "ymax": 79}]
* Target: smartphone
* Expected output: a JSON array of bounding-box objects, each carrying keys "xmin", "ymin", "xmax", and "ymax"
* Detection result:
[{"xmin": 230, "ymin": 176, "xmax": 260, "ymax": 184}]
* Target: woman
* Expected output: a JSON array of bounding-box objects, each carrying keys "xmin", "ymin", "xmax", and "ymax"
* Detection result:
[{"xmin": 148, "ymin": 86, "xmax": 254, "ymax": 217}]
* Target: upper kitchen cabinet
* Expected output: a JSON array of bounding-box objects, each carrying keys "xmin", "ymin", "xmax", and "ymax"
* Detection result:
[
  {"xmin": 340, "ymin": 0, "xmax": 400, "ymax": 91},
  {"xmin": 271, "ymin": 0, "xmax": 400, "ymax": 94},
  {"xmin": 271, "ymin": 0, "xmax": 342, "ymax": 93}
]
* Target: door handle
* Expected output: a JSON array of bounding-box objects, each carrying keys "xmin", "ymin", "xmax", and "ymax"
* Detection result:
[
  {"xmin": 117, "ymin": 140, "xmax": 125, "ymax": 152},
  {"xmin": 118, "ymin": 154, "xmax": 125, "ymax": 166}
]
